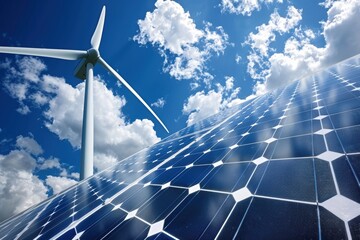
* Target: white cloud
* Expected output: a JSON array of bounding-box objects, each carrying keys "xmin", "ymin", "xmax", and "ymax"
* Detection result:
[
  {"xmin": 0, "ymin": 150, "xmax": 36, "ymax": 172},
  {"xmin": 190, "ymin": 82, "xmax": 200, "ymax": 90},
  {"xmin": 17, "ymin": 57, "xmax": 46, "ymax": 82},
  {"xmin": 16, "ymin": 135, "xmax": 43, "ymax": 156},
  {"xmin": 151, "ymin": 97, "xmax": 166, "ymax": 108},
  {"xmin": 37, "ymin": 157, "xmax": 61, "ymax": 170},
  {"xmin": 235, "ymin": 54, "xmax": 242, "ymax": 64},
  {"xmin": 221, "ymin": 0, "xmax": 283, "ymax": 16},
  {"xmin": 2, "ymin": 57, "xmax": 161, "ymax": 172},
  {"xmin": 37, "ymin": 155, "xmax": 79, "ymax": 180},
  {"xmin": 320, "ymin": 0, "xmax": 335, "ymax": 8},
  {"xmin": 225, "ymin": 76, "xmax": 234, "ymax": 90},
  {"xmin": 134, "ymin": 0, "xmax": 229, "ymax": 81},
  {"xmin": 93, "ymin": 153, "xmax": 118, "ymax": 172},
  {"xmin": 2, "ymin": 57, "xmax": 46, "ymax": 99},
  {"xmin": 0, "ymin": 137, "xmax": 48, "ymax": 222},
  {"xmin": 253, "ymin": 80, "xmax": 268, "ymax": 96},
  {"xmin": 70, "ymin": 172, "xmax": 80, "ymax": 180},
  {"xmin": 203, "ymin": 23, "xmax": 229, "ymax": 55},
  {"xmin": 320, "ymin": 0, "xmax": 360, "ymax": 65},
  {"xmin": 183, "ymin": 76, "xmax": 242, "ymax": 126},
  {"xmin": 45, "ymin": 176, "xmax": 77, "ymax": 194},
  {"xmin": 247, "ymin": 0, "xmax": 360, "ymax": 94},
  {"xmin": 245, "ymin": 6, "xmax": 302, "ymax": 58},
  {"xmin": 264, "ymin": 32, "xmax": 322, "ymax": 90},
  {"xmin": 41, "ymin": 75, "xmax": 90, "ymax": 148},
  {"xmin": 183, "ymin": 90, "xmax": 223, "ymax": 126},
  {"xmin": 2, "ymin": 57, "xmax": 48, "ymax": 115},
  {"xmin": 30, "ymin": 92, "xmax": 49, "ymax": 106},
  {"xmin": 42, "ymin": 76, "xmax": 160, "ymax": 171},
  {"xmin": 0, "ymin": 133, "xmax": 81, "ymax": 221},
  {"xmin": 4, "ymin": 82, "xmax": 28, "ymax": 101},
  {"xmin": 17, "ymin": 104, "xmax": 31, "ymax": 115},
  {"xmin": 58, "ymin": 168, "xmax": 79, "ymax": 180},
  {"xmin": 134, "ymin": 0, "xmax": 203, "ymax": 55}
]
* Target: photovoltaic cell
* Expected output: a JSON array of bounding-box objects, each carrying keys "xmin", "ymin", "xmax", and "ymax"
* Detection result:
[{"xmin": 1, "ymin": 55, "xmax": 360, "ymax": 239}]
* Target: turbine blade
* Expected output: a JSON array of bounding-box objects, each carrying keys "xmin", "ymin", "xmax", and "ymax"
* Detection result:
[
  {"xmin": 98, "ymin": 57, "xmax": 169, "ymax": 133},
  {"xmin": 0, "ymin": 46, "xmax": 87, "ymax": 60},
  {"xmin": 91, "ymin": 6, "xmax": 106, "ymax": 50}
]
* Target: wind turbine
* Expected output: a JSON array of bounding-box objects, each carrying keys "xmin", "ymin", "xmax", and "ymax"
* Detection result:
[{"xmin": 0, "ymin": 6, "xmax": 169, "ymax": 180}]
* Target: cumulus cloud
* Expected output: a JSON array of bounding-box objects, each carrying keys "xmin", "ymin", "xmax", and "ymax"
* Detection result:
[
  {"xmin": 16, "ymin": 104, "xmax": 31, "ymax": 115},
  {"xmin": 134, "ymin": 0, "xmax": 229, "ymax": 81},
  {"xmin": 183, "ymin": 76, "xmax": 242, "ymax": 126},
  {"xmin": 151, "ymin": 97, "xmax": 166, "ymax": 108},
  {"xmin": 16, "ymin": 135, "xmax": 44, "ymax": 156},
  {"xmin": 246, "ymin": 0, "xmax": 360, "ymax": 94},
  {"xmin": 30, "ymin": 92, "xmax": 49, "ymax": 106},
  {"xmin": 45, "ymin": 176, "xmax": 77, "ymax": 194},
  {"xmin": 2, "ymin": 57, "xmax": 160, "ymax": 172},
  {"xmin": 244, "ymin": 6, "xmax": 302, "ymax": 80},
  {"xmin": 42, "ymin": 76, "xmax": 160, "ymax": 171},
  {"xmin": 190, "ymin": 82, "xmax": 200, "ymax": 90},
  {"xmin": 4, "ymin": 82, "xmax": 28, "ymax": 101},
  {"xmin": 319, "ymin": 0, "xmax": 360, "ymax": 65},
  {"xmin": 37, "ymin": 155, "xmax": 79, "ymax": 180},
  {"xmin": 37, "ymin": 157, "xmax": 61, "ymax": 170},
  {"xmin": 183, "ymin": 90, "xmax": 222, "ymax": 126},
  {"xmin": 235, "ymin": 54, "xmax": 242, "ymax": 64},
  {"xmin": 17, "ymin": 57, "xmax": 46, "ymax": 82},
  {"xmin": 221, "ymin": 0, "xmax": 283, "ymax": 16},
  {"xmin": 58, "ymin": 168, "xmax": 79, "ymax": 180},
  {"xmin": 134, "ymin": 0, "xmax": 202, "ymax": 55},
  {"xmin": 320, "ymin": 0, "xmax": 336, "ymax": 9},
  {"xmin": 245, "ymin": 6, "xmax": 302, "ymax": 57},
  {"xmin": 70, "ymin": 172, "xmax": 80, "ymax": 179},
  {"xmin": 0, "ymin": 137, "xmax": 48, "ymax": 222},
  {"xmin": 264, "ymin": 29, "xmax": 322, "ymax": 90},
  {"xmin": 1, "ymin": 57, "xmax": 48, "ymax": 115},
  {"xmin": 225, "ymin": 76, "xmax": 234, "ymax": 90},
  {"xmin": 0, "ymin": 133, "xmax": 80, "ymax": 221}
]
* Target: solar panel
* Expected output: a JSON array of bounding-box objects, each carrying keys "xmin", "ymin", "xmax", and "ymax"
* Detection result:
[{"xmin": 1, "ymin": 55, "xmax": 360, "ymax": 239}]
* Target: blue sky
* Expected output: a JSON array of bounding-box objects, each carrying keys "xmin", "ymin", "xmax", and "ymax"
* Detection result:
[{"xmin": 0, "ymin": 0, "xmax": 359, "ymax": 221}]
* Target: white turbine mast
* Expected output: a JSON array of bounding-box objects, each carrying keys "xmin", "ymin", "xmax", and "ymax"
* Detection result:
[{"xmin": 0, "ymin": 6, "xmax": 169, "ymax": 180}]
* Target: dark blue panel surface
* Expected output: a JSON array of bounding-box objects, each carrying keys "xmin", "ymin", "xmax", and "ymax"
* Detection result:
[
  {"xmin": 164, "ymin": 191, "xmax": 234, "ymax": 239},
  {"xmin": 349, "ymin": 215, "xmax": 360, "ymax": 239},
  {"xmin": 256, "ymin": 159, "xmax": 316, "ymax": 202},
  {"xmin": 333, "ymin": 157, "xmax": 360, "ymax": 203},
  {"xmin": 102, "ymin": 218, "xmax": 150, "ymax": 239},
  {"xmin": 319, "ymin": 207, "xmax": 347, "ymax": 239},
  {"xmin": 201, "ymin": 162, "xmax": 255, "ymax": 192},
  {"xmin": 137, "ymin": 187, "xmax": 188, "ymax": 224},
  {"xmin": 236, "ymin": 197, "xmax": 318, "ymax": 239},
  {"xmin": 314, "ymin": 159, "xmax": 337, "ymax": 202}
]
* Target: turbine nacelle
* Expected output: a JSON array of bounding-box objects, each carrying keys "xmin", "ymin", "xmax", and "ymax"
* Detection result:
[
  {"xmin": 74, "ymin": 48, "xmax": 100, "ymax": 80},
  {"xmin": 87, "ymin": 48, "xmax": 100, "ymax": 64}
]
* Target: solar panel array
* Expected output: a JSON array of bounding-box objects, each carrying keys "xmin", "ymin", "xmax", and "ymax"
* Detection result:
[{"xmin": 1, "ymin": 55, "xmax": 360, "ymax": 239}]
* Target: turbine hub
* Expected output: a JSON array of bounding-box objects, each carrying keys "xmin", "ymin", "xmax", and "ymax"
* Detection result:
[
  {"xmin": 87, "ymin": 48, "xmax": 100, "ymax": 64},
  {"xmin": 74, "ymin": 48, "xmax": 100, "ymax": 80}
]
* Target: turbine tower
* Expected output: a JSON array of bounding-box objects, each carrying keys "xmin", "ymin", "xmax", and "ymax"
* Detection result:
[{"xmin": 0, "ymin": 6, "xmax": 169, "ymax": 180}]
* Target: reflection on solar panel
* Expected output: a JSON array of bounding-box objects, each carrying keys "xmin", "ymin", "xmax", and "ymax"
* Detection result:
[{"xmin": 1, "ymin": 55, "xmax": 360, "ymax": 239}]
